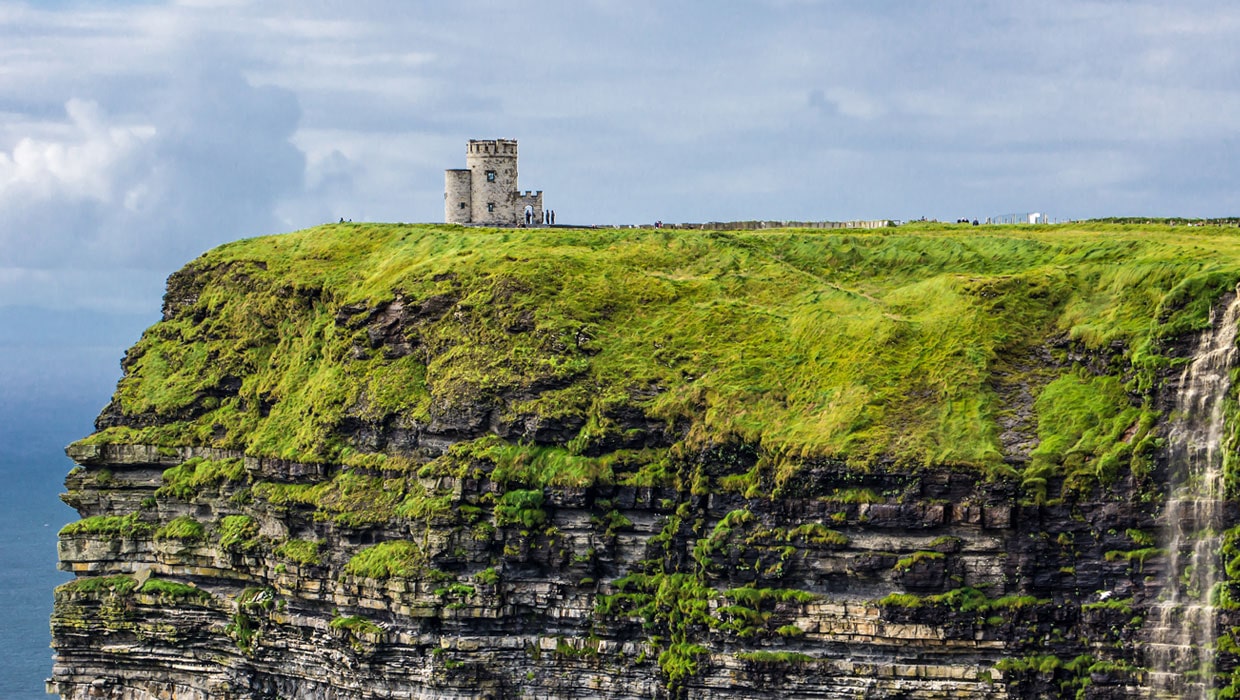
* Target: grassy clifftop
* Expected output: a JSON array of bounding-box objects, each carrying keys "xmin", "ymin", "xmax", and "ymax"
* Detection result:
[{"xmin": 84, "ymin": 221, "xmax": 1240, "ymax": 495}]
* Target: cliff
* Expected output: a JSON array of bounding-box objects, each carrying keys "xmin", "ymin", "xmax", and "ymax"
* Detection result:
[{"xmin": 48, "ymin": 222, "xmax": 1240, "ymax": 698}]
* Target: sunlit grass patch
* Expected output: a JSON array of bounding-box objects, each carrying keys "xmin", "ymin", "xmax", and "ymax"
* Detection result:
[{"xmin": 78, "ymin": 221, "xmax": 1240, "ymax": 497}]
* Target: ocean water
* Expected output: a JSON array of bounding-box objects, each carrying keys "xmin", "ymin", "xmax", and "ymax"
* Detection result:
[
  {"xmin": 0, "ymin": 307, "xmax": 153, "ymax": 698},
  {"xmin": 0, "ymin": 398, "xmax": 96, "ymax": 699}
]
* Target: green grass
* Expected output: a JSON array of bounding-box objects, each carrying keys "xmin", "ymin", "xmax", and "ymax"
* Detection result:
[
  {"xmin": 785, "ymin": 523, "xmax": 848, "ymax": 546},
  {"xmin": 274, "ymin": 538, "xmax": 322, "ymax": 565},
  {"xmin": 1103, "ymin": 547, "xmax": 1165, "ymax": 568},
  {"xmin": 473, "ymin": 437, "xmax": 647, "ymax": 488},
  {"xmin": 877, "ymin": 592, "xmax": 925, "ymax": 608},
  {"xmin": 55, "ymin": 575, "xmax": 139, "ymax": 597},
  {"xmin": 995, "ymin": 652, "xmax": 1137, "ymax": 698},
  {"xmin": 156, "ymin": 457, "xmax": 247, "ymax": 501},
  {"xmin": 56, "ymin": 575, "xmax": 209, "ymax": 606},
  {"xmin": 253, "ymin": 470, "xmax": 410, "ymax": 527},
  {"xmin": 330, "ymin": 614, "xmax": 383, "ymax": 636},
  {"xmin": 59, "ymin": 514, "xmax": 151, "ymax": 538},
  {"xmin": 722, "ymin": 586, "xmax": 816, "ymax": 607},
  {"xmin": 820, "ymin": 487, "xmax": 882, "ymax": 504},
  {"xmin": 658, "ymin": 642, "xmax": 709, "ymax": 688},
  {"xmin": 1022, "ymin": 370, "xmax": 1156, "ymax": 501},
  {"xmin": 343, "ymin": 540, "xmax": 423, "ymax": 579},
  {"xmin": 77, "ymin": 222, "xmax": 1240, "ymax": 492},
  {"xmin": 139, "ymin": 578, "xmax": 211, "ymax": 603},
  {"xmin": 154, "ymin": 515, "xmax": 206, "ymax": 542},
  {"xmin": 736, "ymin": 650, "xmax": 814, "ymax": 665},
  {"xmin": 1080, "ymin": 597, "xmax": 1134, "ymax": 614},
  {"xmin": 216, "ymin": 515, "xmax": 260, "ymax": 550},
  {"xmin": 878, "ymin": 586, "xmax": 1047, "ymax": 613},
  {"xmin": 493, "ymin": 489, "xmax": 547, "ymax": 529},
  {"xmin": 892, "ymin": 550, "xmax": 944, "ymax": 572},
  {"xmin": 475, "ymin": 566, "xmax": 500, "ymax": 585}
]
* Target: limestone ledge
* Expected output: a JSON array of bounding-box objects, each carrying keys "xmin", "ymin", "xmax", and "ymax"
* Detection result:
[
  {"xmin": 51, "ymin": 441, "xmax": 1159, "ymax": 699},
  {"xmin": 66, "ymin": 442, "xmax": 328, "ymax": 482}
]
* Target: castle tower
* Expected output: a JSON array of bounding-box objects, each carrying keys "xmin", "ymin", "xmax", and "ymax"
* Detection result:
[
  {"xmin": 467, "ymin": 139, "xmax": 519, "ymax": 225},
  {"xmin": 444, "ymin": 139, "xmax": 544, "ymax": 226},
  {"xmin": 444, "ymin": 169, "xmax": 472, "ymax": 224}
]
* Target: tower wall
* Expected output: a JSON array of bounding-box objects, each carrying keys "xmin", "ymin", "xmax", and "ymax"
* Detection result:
[
  {"xmin": 466, "ymin": 139, "xmax": 519, "ymax": 225},
  {"xmin": 444, "ymin": 169, "xmax": 472, "ymax": 224}
]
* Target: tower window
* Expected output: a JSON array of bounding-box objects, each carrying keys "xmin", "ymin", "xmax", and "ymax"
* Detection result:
[
  {"xmin": 486, "ymin": 170, "xmax": 496, "ymax": 182},
  {"xmin": 459, "ymin": 202, "xmax": 466, "ymax": 209},
  {"xmin": 487, "ymin": 203, "xmax": 495, "ymax": 213}
]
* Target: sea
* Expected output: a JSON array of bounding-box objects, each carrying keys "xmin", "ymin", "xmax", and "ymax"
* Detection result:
[
  {"xmin": 0, "ymin": 306, "xmax": 151, "ymax": 699},
  {"xmin": 0, "ymin": 397, "xmax": 93, "ymax": 699}
]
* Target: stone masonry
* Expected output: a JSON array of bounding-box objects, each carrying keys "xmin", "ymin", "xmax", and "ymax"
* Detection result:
[{"xmin": 445, "ymin": 139, "xmax": 544, "ymax": 226}]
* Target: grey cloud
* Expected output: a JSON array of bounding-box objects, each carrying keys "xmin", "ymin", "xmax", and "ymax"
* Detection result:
[
  {"xmin": 1, "ymin": 58, "xmax": 305, "ymax": 270},
  {"xmin": 0, "ymin": 54, "xmax": 304, "ymax": 308},
  {"xmin": 125, "ymin": 63, "xmax": 305, "ymax": 259}
]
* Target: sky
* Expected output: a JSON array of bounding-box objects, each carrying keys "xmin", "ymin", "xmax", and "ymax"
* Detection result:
[{"xmin": 2, "ymin": 0, "xmax": 1240, "ymax": 406}]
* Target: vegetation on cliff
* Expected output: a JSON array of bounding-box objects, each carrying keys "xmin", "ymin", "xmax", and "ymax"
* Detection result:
[{"xmin": 81, "ymin": 221, "xmax": 1240, "ymax": 500}]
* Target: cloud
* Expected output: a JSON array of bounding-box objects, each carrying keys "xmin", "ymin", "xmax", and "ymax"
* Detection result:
[
  {"xmin": 809, "ymin": 88, "xmax": 887, "ymax": 121},
  {"xmin": 0, "ymin": 49, "xmax": 306, "ymax": 309},
  {"xmin": 132, "ymin": 59, "xmax": 305, "ymax": 258},
  {"xmin": 0, "ymin": 99, "xmax": 150, "ymax": 203}
]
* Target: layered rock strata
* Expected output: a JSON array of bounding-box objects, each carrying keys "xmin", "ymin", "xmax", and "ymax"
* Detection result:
[{"xmin": 51, "ymin": 438, "xmax": 1178, "ymax": 699}]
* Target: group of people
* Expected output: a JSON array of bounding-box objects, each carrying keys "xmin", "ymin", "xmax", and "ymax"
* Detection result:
[{"xmin": 523, "ymin": 207, "xmax": 556, "ymax": 226}]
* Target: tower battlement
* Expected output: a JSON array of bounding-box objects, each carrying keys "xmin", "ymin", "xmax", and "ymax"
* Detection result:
[
  {"xmin": 467, "ymin": 139, "xmax": 518, "ymax": 157},
  {"xmin": 445, "ymin": 139, "xmax": 547, "ymax": 226}
]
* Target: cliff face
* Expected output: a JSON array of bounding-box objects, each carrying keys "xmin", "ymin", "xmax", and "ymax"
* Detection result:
[{"xmin": 48, "ymin": 223, "xmax": 1240, "ymax": 698}]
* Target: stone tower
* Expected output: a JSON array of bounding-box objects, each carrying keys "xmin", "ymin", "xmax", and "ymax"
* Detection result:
[{"xmin": 444, "ymin": 139, "xmax": 544, "ymax": 226}]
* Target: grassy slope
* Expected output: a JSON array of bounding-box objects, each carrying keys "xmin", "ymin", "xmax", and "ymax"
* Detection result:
[{"xmin": 84, "ymin": 222, "xmax": 1240, "ymax": 491}]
